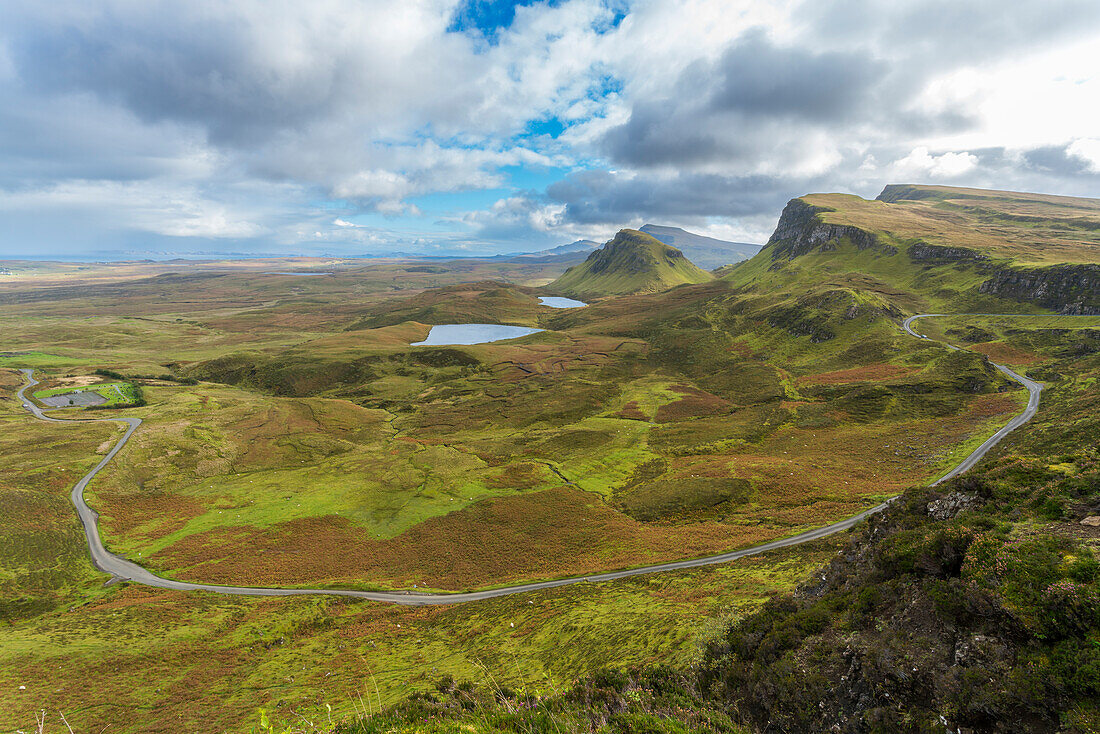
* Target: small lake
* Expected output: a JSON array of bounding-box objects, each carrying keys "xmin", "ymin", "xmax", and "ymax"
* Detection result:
[
  {"xmin": 538, "ymin": 296, "xmax": 587, "ymax": 309},
  {"xmin": 412, "ymin": 324, "xmax": 544, "ymax": 346},
  {"xmin": 263, "ymin": 272, "xmax": 334, "ymax": 276}
]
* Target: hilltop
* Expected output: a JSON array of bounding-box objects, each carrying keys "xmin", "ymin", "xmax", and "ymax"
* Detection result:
[
  {"xmin": 727, "ymin": 184, "xmax": 1100, "ymax": 316},
  {"xmin": 549, "ymin": 229, "xmax": 713, "ymax": 297},
  {"xmin": 639, "ymin": 224, "xmax": 762, "ymax": 269}
]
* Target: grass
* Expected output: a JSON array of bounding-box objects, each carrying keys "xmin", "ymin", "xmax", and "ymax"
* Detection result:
[
  {"xmin": 0, "ymin": 369, "xmax": 119, "ymax": 620},
  {"xmin": 550, "ymin": 230, "xmax": 713, "ymax": 297},
  {"xmin": 0, "ymin": 535, "xmax": 842, "ymax": 733},
  {"xmin": 0, "ymin": 351, "xmax": 91, "ymax": 368},
  {"xmin": 2, "ymin": 209, "xmax": 1091, "ymax": 732},
  {"xmin": 807, "ymin": 186, "xmax": 1100, "ymax": 265},
  {"xmin": 33, "ymin": 381, "xmax": 141, "ymax": 406},
  {"xmin": 0, "ymin": 272, "xmax": 1022, "ymax": 594},
  {"xmin": 65, "ymin": 345, "xmax": 1022, "ymax": 592}
]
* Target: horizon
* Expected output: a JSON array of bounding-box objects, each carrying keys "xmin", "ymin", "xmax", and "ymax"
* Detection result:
[{"xmin": 2, "ymin": 1, "xmax": 1100, "ymax": 259}]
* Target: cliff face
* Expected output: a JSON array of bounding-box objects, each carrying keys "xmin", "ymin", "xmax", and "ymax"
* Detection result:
[
  {"xmin": 978, "ymin": 264, "xmax": 1100, "ymax": 315},
  {"xmin": 765, "ymin": 197, "xmax": 1100, "ymax": 313},
  {"xmin": 907, "ymin": 242, "xmax": 988, "ymax": 263},
  {"xmin": 767, "ymin": 199, "xmax": 892, "ymax": 259}
]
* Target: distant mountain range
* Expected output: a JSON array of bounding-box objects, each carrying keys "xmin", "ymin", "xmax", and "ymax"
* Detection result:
[
  {"xmin": 638, "ymin": 225, "xmax": 762, "ymax": 269},
  {"xmin": 515, "ymin": 239, "xmax": 601, "ymax": 258},
  {"xmin": 350, "ymin": 225, "xmax": 760, "ymax": 268}
]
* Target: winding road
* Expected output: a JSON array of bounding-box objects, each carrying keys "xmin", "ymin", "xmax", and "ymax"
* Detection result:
[{"xmin": 14, "ymin": 315, "xmax": 1042, "ymax": 606}]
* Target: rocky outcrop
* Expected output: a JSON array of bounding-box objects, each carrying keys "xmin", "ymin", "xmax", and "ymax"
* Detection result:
[
  {"xmin": 907, "ymin": 242, "xmax": 989, "ymax": 263},
  {"xmin": 766, "ymin": 195, "xmax": 1099, "ymax": 314},
  {"xmin": 767, "ymin": 199, "xmax": 893, "ymax": 259},
  {"xmin": 978, "ymin": 263, "xmax": 1100, "ymax": 314},
  {"xmin": 927, "ymin": 491, "xmax": 980, "ymax": 520}
]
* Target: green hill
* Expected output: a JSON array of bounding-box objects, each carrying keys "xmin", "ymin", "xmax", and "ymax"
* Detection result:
[
  {"xmin": 549, "ymin": 229, "xmax": 713, "ymax": 297},
  {"xmin": 726, "ymin": 184, "xmax": 1100, "ymax": 315}
]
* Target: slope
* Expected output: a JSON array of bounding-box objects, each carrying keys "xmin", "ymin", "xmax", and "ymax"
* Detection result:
[
  {"xmin": 725, "ymin": 184, "xmax": 1100, "ymax": 315},
  {"xmin": 549, "ymin": 229, "xmax": 714, "ymax": 298}
]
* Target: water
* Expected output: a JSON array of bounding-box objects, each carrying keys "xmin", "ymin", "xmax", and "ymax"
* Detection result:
[
  {"xmin": 263, "ymin": 272, "xmax": 334, "ymax": 276},
  {"xmin": 538, "ymin": 296, "xmax": 587, "ymax": 309},
  {"xmin": 412, "ymin": 324, "xmax": 544, "ymax": 346}
]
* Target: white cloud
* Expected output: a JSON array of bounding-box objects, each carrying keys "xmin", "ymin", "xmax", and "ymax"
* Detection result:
[
  {"xmin": 1, "ymin": 0, "xmax": 1099, "ymax": 254},
  {"xmin": 1067, "ymin": 138, "xmax": 1100, "ymax": 173},
  {"xmin": 892, "ymin": 146, "xmax": 978, "ymax": 179},
  {"xmin": 0, "ymin": 179, "xmax": 265, "ymax": 239}
]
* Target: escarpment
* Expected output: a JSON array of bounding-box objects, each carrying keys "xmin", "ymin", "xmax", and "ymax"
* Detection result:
[
  {"xmin": 978, "ymin": 263, "xmax": 1100, "ymax": 314},
  {"xmin": 767, "ymin": 199, "xmax": 890, "ymax": 259},
  {"xmin": 762, "ymin": 192, "xmax": 1100, "ymax": 314}
]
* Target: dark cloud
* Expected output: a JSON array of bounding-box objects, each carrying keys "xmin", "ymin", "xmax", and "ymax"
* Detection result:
[
  {"xmin": 601, "ymin": 27, "xmax": 983, "ymax": 170},
  {"xmin": 6, "ymin": 3, "xmax": 484, "ymax": 147},
  {"xmin": 547, "ymin": 169, "xmax": 804, "ymax": 225},
  {"xmin": 706, "ymin": 30, "xmax": 881, "ymax": 121},
  {"xmin": 13, "ymin": 14, "xmax": 314, "ymax": 144},
  {"xmin": 1, "ymin": 0, "xmax": 1098, "ymax": 257},
  {"xmin": 804, "ymin": 0, "xmax": 1100, "ymax": 64},
  {"xmin": 602, "ymin": 31, "xmax": 898, "ymax": 168},
  {"xmin": 602, "ymin": 0, "xmax": 1100, "ymax": 172},
  {"xmin": 1022, "ymin": 145, "xmax": 1099, "ymax": 178}
]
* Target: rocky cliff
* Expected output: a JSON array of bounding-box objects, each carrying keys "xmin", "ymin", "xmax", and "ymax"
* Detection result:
[
  {"xmin": 765, "ymin": 196, "xmax": 1100, "ymax": 313},
  {"xmin": 767, "ymin": 199, "xmax": 893, "ymax": 259},
  {"xmin": 978, "ymin": 263, "xmax": 1100, "ymax": 314}
]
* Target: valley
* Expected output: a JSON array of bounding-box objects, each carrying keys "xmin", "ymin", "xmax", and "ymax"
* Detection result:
[{"xmin": 1, "ymin": 185, "xmax": 1098, "ymax": 732}]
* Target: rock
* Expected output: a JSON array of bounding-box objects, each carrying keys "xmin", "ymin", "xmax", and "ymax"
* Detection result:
[
  {"xmin": 953, "ymin": 634, "xmax": 1010, "ymax": 667},
  {"xmin": 978, "ymin": 263, "xmax": 1100, "ymax": 314},
  {"xmin": 1080, "ymin": 515, "xmax": 1100, "ymax": 527},
  {"xmin": 767, "ymin": 199, "xmax": 889, "ymax": 260},
  {"xmin": 908, "ymin": 242, "xmax": 988, "ymax": 263},
  {"xmin": 927, "ymin": 492, "xmax": 979, "ymax": 521}
]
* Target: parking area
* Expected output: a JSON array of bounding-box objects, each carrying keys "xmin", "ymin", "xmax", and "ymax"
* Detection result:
[{"xmin": 41, "ymin": 390, "xmax": 108, "ymax": 407}]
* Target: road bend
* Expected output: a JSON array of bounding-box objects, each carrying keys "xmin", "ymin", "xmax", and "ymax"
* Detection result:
[{"xmin": 15, "ymin": 320, "xmax": 1040, "ymax": 605}]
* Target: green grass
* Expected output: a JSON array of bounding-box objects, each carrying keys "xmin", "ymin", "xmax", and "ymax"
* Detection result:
[
  {"xmin": 0, "ymin": 351, "xmax": 92, "ymax": 368},
  {"xmin": 0, "ymin": 535, "xmax": 841, "ymax": 733},
  {"xmin": 725, "ymin": 233, "xmax": 1032, "ymax": 316},
  {"xmin": 550, "ymin": 230, "xmax": 713, "ymax": 298},
  {"xmin": 809, "ymin": 185, "xmax": 1100, "ymax": 265},
  {"xmin": 3, "ymin": 231, "xmax": 1092, "ymax": 732},
  {"xmin": 0, "ymin": 370, "xmax": 119, "ymax": 620}
]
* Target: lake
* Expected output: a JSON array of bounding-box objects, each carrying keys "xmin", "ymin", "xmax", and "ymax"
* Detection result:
[
  {"xmin": 538, "ymin": 296, "xmax": 587, "ymax": 308},
  {"xmin": 412, "ymin": 324, "xmax": 545, "ymax": 346}
]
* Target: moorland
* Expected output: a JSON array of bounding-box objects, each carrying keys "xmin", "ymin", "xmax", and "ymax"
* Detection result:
[{"xmin": 1, "ymin": 185, "xmax": 1098, "ymax": 733}]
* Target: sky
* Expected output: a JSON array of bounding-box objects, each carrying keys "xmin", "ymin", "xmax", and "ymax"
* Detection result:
[{"xmin": 1, "ymin": 0, "xmax": 1100, "ymax": 259}]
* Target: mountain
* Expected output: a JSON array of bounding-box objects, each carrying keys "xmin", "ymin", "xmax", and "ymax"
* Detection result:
[
  {"xmin": 516, "ymin": 239, "xmax": 600, "ymax": 258},
  {"xmin": 727, "ymin": 184, "xmax": 1100, "ymax": 315},
  {"xmin": 548, "ymin": 228, "xmax": 714, "ymax": 297},
  {"xmin": 639, "ymin": 224, "xmax": 762, "ymax": 269}
]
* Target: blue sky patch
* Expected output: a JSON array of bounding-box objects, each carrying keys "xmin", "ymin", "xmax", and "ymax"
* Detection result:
[{"xmin": 448, "ymin": 0, "xmax": 566, "ymax": 41}]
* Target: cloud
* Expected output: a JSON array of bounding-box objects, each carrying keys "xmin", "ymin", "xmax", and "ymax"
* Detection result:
[
  {"xmin": 0, "ymin": 179, "xmax": 267, "ymax": 239},
  {"xmin": 601, "ymin": 32, "xmax": 888, "ymax": 170},
  {"xmin": 891, "ymin": 147, "xmax": 979, "ymax": 179},
  {"xmin": 1067, "ymin": 139, "xmax": 1100, "ymax": 174},
  {"xmin": 1, "ymin": 0, "xmax": 1099, "ymax": 256},
  {"xmin": 547, "ymin": 168, "xmax": 799, "ymax": 228}
]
